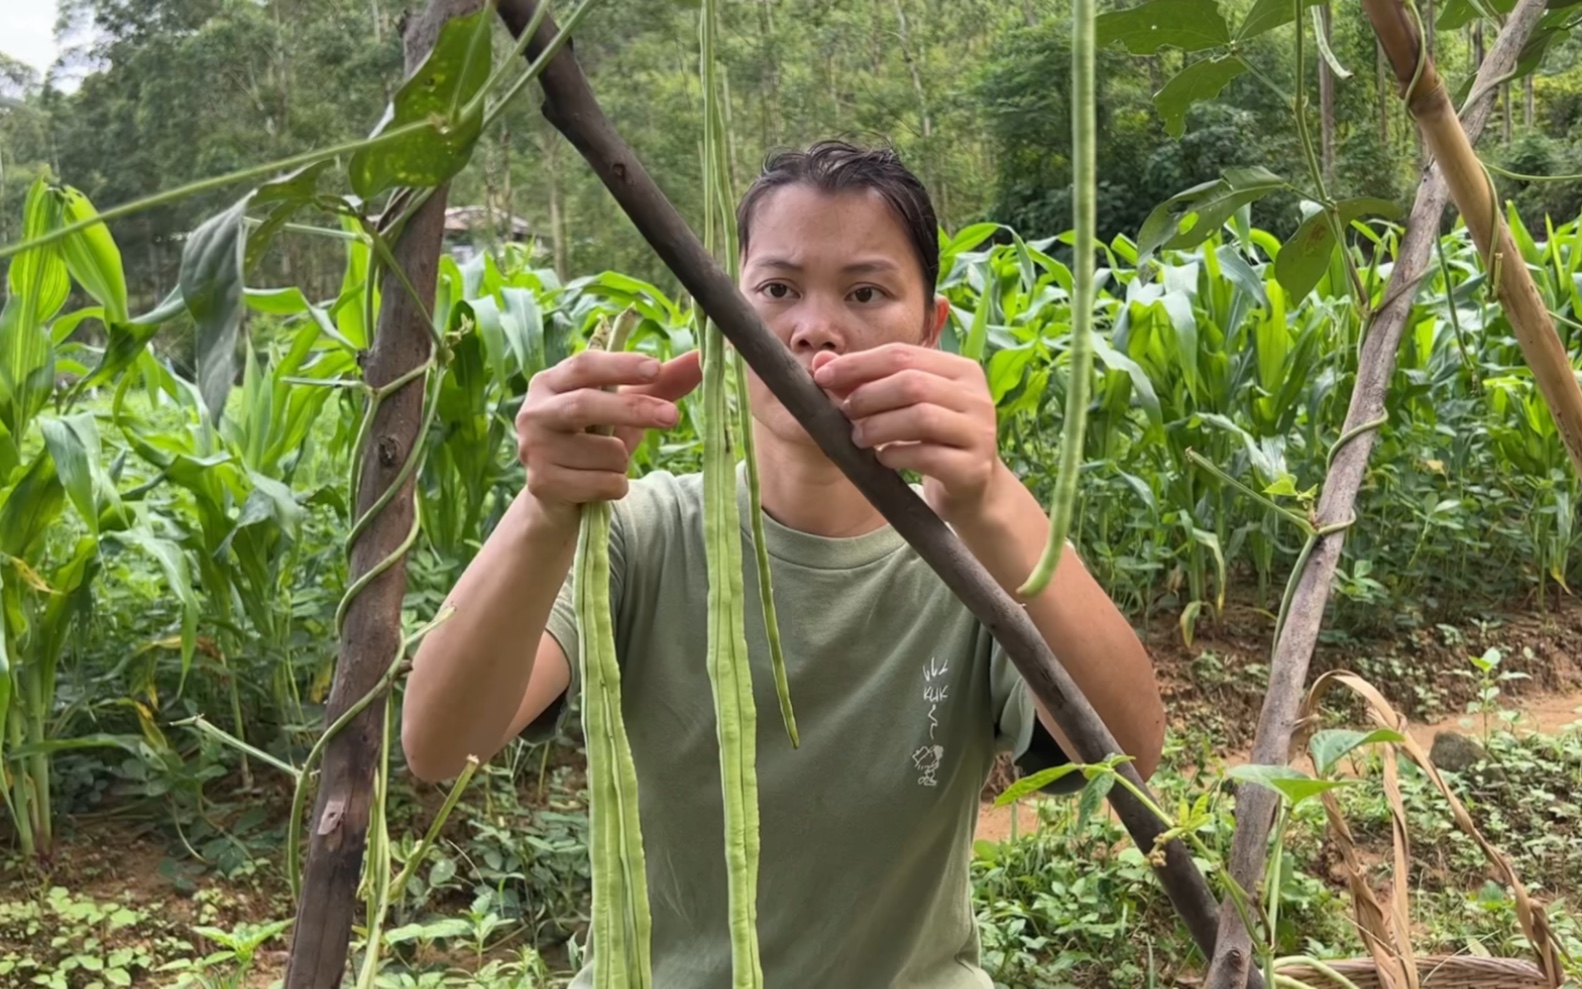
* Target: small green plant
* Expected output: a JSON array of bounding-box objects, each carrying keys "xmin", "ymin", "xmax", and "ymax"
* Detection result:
[{"xmin": 1461, "ymin": 646, "xmax": 1531, "ymax": 744}]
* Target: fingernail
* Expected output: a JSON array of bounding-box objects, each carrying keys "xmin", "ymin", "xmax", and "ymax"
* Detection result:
[
  {"xmin": 851, "ymin": 424, "xmax": 864, "ymax": 445},
  {"xmin": 639, "ymin": 359, "xmax": 661, "ymax": 378},
  {"xmin": 813, "ymin": 365, "xmax": 832, "ymax": 384},
  {"xmin": 660, "ymin": 405, "xmax": 679, "ymax": 426}
]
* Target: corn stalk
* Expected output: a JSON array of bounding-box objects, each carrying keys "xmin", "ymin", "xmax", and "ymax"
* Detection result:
[
  {"xmin": 1202, "ymin": 0, "xmax": 1555, "ymax": 984},
  {"xmin": 493, "ymin": 1, "xmax": 1255, "ymax": 979}
]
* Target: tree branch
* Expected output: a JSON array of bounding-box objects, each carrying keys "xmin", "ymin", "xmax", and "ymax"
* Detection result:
[
  {"xmin": 1202, "ymin": 1, "xmax": 1552, "ymax": 984},
  {"xmin": 494, "ymin": 0, "xmax": 1253, "ymax": 979},
  {"xmin": 281, "ymin": 2, "xmax": 478, "ymax": 985}
]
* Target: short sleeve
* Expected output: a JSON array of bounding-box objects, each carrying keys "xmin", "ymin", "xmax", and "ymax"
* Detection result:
[
  {"xmin": 989, "ymin": 640, "xmax": 1080, "ymax": 795},
  {"xmin": 517, "ymin": 501, "xmax": 629, "ymax": 744}
]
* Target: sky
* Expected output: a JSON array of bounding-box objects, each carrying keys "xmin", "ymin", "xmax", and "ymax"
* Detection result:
[{"xmin": 0, "ymin": 1, "xmax": 61, "ymax": 76}]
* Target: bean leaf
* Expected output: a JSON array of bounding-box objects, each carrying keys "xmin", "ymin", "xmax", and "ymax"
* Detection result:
[
  {"xmin": 993, "ymin": 762, "xmax": 1084, "ymax": 806},
  {"xmin": 1097, "ymin": 0, "xmax": 1231, "ymax": 53},
  {"xmin": 1076, "ymin": 771, "xmax": 1117, "ymax": 832},
  {"xmin": 1155, "ymin": 56, "xmax": 1247, "ymax": 138},
  {"xmin": 1236, "ymin": 0, "xmax": 1326, "ymax": 40},
  {"xmin": 1227, "ymin": 763, "xmax": 1355, "ymax": 806},
  {"xmin": 1309, "ymin": 728, "xmax": 1405, "ymax": 775},
  {"xmin": 1273, "ymin": 197, "xmax": 1402, "ymax": 302},
  {"xmin": 180, "ymin": 198, "xmax": 250, "ymax": 424},
  {"xmin": 348, "ymin": 8, "xmax": 493, "ymax": 200},
  {"xmin": 1137, "ymin": 167, "xmax": 1285, "ymax": 263}
]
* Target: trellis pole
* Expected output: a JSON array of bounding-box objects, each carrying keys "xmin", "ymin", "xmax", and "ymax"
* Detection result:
[{"xmin": 1202, "ymin": 0, "xmax": 1562, "ymax": 984}]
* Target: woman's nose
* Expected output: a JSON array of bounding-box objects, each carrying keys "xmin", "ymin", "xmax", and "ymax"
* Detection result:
[{"xmin": 787, "ymin": 302, "xmax": 844, "ymax": 356}]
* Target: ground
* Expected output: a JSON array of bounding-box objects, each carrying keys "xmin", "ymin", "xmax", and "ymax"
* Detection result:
[{"xmin": 8, "ymin": 593, "xmax": 1582, "ymax": 987}]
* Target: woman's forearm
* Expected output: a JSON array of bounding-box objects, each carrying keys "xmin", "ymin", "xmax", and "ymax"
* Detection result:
[
  {"xmin": 944, "ymin": 463, "xmax": 1165, "ymax": 779},
  {"xmin": 401, "ymin": 489, "xmax": 580, "ymax": 781}
]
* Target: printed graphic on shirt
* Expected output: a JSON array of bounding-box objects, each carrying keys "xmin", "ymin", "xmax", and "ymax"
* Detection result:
[{"xmin": 916, "ymin": 656, "xmax": 951, "ymax": 786}]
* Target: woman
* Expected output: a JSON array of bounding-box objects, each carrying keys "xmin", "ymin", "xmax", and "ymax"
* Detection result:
[{"xmin": 402, "ymin": 140, "xmax": 1163, "ymax": 987}]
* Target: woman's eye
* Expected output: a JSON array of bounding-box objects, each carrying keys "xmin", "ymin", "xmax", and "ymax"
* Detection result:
[
  {"xmin": 764, "ymin": 282, "xmax": 791, "ymax": 299},
  {"xmin": 851, "ymin": 286, "xmax": 881, "ymax": 303}
]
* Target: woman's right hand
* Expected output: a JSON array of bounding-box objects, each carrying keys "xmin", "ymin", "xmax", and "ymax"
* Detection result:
[{"xmin": 516, "ymin": 348, "xmax": 703, "ymax": 515}]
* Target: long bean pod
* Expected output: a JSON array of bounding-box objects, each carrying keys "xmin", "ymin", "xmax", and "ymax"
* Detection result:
[
  {"xmin": 575, "ymin": 313, "xmax": 653, "ymax": 987},
  {"xmin": 702, "ymin": 317, "xmax": 765, "ymax": 988},
  {"xmin": 1018, "ymin": 0, "xmax": 1096, "ymax": 599}
]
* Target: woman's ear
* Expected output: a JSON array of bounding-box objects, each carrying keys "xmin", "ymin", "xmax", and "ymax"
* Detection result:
[{"xmin": 923, "ymin": 293, "xmax": 950, "ymax": 347}]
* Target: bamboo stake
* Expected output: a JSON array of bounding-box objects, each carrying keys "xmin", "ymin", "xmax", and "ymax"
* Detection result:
[
  {"xmin": 1366, "ymin": 0, "xmax": 1582, "ymax": 478},
  {"xmin": 493, "ymin": 1, "xmax": 1258, "ymax": 981},
  {"xmin": 1202, "ymin": 0, "xmax": 1554, "ymax": 985}
]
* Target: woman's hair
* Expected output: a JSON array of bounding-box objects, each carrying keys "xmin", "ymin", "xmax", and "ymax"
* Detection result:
[{"xmin": 735, "ymin": 140, "xmax": 940, "ymax": 298}]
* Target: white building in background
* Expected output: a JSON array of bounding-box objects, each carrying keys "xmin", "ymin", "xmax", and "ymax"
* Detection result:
[{"xmin": 443, "ymin": 205, "xmax": 543, "ymax": 264}]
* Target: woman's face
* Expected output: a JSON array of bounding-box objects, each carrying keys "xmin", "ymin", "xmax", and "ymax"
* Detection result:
[{"xmin": 737, "ymin": 183, "xmax": 946, "ymax": 449}]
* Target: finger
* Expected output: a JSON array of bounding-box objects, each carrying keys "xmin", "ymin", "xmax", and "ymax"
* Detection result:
[
  {"xmin": 843, "ymin": 368, "xmax": 975, "ymax": 419},
  {"xmin": 812, "ymin": 343, "xmax": 968, "ymax": 393},
  {"xmin": 626, "ymin": 349, "xmax": 703, "ymax": 403},
  {"xmin": 526, "ymin": 463, "xmax": 630, "ymax": 505},
  {"xmin": 873, "ymin": 441, "xmax": 977, "ymax": 481},
  {"xmin": 851, "ymin": 403, "xmax": 981, "ymax": 450},
  {"xmin": 540, "ymin": 432, "xmax": 632, "ymax": 473},
  {"xmin": 539, "ymin": 350, "xmax": 663, "ymax": 392},
  {"xmin": 539, "ymin": 389, "xmax": 681, "ymax": 433}
]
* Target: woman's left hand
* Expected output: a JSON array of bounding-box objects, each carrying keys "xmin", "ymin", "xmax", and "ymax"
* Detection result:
[{"xmin": 811, "ymin": 343, "xmax": 1005, "ymax": 521}]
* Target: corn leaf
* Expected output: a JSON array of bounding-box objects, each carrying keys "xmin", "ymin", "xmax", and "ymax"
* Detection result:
[
  {"xmin": 180, "ymin": 197, "xmax": 249, "ymax": 425},
  {"xmin": 56, "ymin": 187, "xmax": 128, "ymax": 324},
  {"xmin": 0, "ymin": 177, "xmax": 67, "ymax": 437}
]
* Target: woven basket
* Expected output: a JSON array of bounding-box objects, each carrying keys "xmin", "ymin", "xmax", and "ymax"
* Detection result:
[{"xmin": 1275, "ymin": 954, "xmax": 1553, "ymax": 988}]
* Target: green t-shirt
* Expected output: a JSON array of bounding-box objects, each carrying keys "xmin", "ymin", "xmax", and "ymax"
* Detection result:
[{"xmin": 526, "ymin": 466, "xmax": 1065, "ymax": 987}]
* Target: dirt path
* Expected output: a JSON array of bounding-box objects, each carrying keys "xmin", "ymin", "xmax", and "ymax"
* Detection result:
[{"xmin": 973, "ymin": 688, "xmax": 1582, "ymax": 846}]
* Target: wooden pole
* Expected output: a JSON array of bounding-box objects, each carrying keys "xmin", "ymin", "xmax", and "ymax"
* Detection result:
[
  {"xmin": 493, "ymin": 1, "xmax": 1258, "ymax": 981},
  {"xmin": 1365, "ymin": 0, "xmax": 1582, "ymax": 480},
  {"xmin": 1201, "ymin": 0, "xmax": 1555, "ymax": 985},
  {"xmin": 281, "ymin": 2, "xmax": 476, "ymax": 985}
]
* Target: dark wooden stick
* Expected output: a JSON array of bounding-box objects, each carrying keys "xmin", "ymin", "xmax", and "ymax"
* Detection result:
[
  {"xmin": 495, "ymin": 0, "xmax": 1250, "ymax": 977},
  {"xmin": 1201, "ymin": 1, "xmax": 1550, "ymax": 984},
  {"xmin": 281, "ymin": 2, "xmax": 474, "ymax": 985}
]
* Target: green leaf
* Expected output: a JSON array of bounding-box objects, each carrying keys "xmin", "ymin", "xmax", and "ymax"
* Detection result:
[
  {"xmin": 1097, "ymin": 0, "xmax": 1231, "ymax": 53},
  {"xmin": 1077, "ymin": 771, "xmax": 1117, "ymax": 832},
  {"xmin": 1092, "ymin": 335, "xmax": 1164, "ymax": 430},
  {"xmin": 1214, "ymin": 244, "xmax": 1270, "ymax": 309},
  {"xmin": 40, "ymin": 416, "xmax": 96, "ymax": 537},
  {"xmin": 1309, "ymin": 728, "xmax": 1405, "ymax": 775},
  {"xmin": 1155, "ymin": 56, "xmax": 1247, "ymax": 138},
  {"xmin": 1227, "ymin": 763, "xmax": 1356, "ymax": 805},
  {"xmin": 1237, "ymin": 0, "xmax": 1326, "ymax": 39},
  {"xmin": 0, "ymin": 562, "xmax": 8, "ymax": 776},
  {"xmin": 1274, "ymin": 198, "xmax": 1401, "ymax": 301},
  {"xmin": 987, "ymin": 343, "xmax": 1037, "ymax": 403},
  {"xmin": 57, "ymin": 187, "xmax": 128, "ymax": 324},
  {"xmin": 348, "ymin": 8, "xmax": 493, "ymax": 200},
  {"xmin": 245, "ymin": 160, "xmax": 333, "ymax": 271},
  {"xmin": 0, "ymin": 447, "xmax": 65, "ymax": 560},
  {"xmin": 1137, "ymin": 167, "xmax": 1285, "ymax": 263},
  {"xmin": 111, "ymin": 528, "xmax": 199, "ymax": 682},
  {"xmin": 244, "ymin": 287, "xmax": 355, "ymax": 351},
  {"xmin": 180, "ymin": 198, "xmax": 249, "ymax": 424},
  {"xmin": 0, "ymin": 177, "xmax": 67, "ymax": 436},
  {"xmin": 77, "ymin": 288, "xmax": 185, "ymax": 393},
  {"xmin": 993, "ymin": 762, "xmax": 1084, "ymax": 806}
]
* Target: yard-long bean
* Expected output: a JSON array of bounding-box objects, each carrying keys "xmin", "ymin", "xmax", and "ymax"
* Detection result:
[
  {"xmin": 575, "ymin": 312, "xmax": 653, "ymax": 988},
  {"xmin": 702, "ymin": 316, "xmax": 765, "ymax": 988}
]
